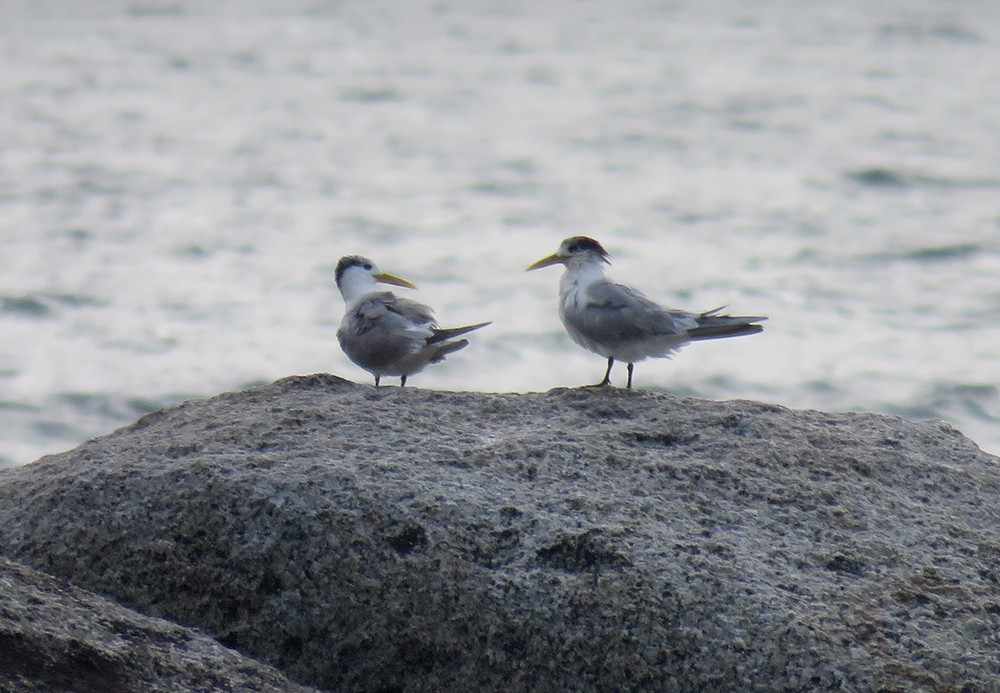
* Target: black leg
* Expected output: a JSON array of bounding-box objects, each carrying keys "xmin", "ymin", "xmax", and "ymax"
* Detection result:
[
  {"xmin": 400, "ymin": 375, "xmax": 407, "ymax": 387},
  {"xmin": 592, "ymin": 356, "xmax": 613, "ymax": 387},
  {"xmin": 626, "ymin": 363, "xmax": 634, "ymax": 389},
  {"xmin": 374, "ymin": 375, "xmax": 381, "ymax": 387}
]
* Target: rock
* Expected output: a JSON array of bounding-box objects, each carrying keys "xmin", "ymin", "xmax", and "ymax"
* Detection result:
[
  {"xmin": 0, "ymin": 373, "xmax": 998, "ymax": 691},
  {"xmin": 0, "ymin": 556, "xmax": 319, "ymax": 692}
]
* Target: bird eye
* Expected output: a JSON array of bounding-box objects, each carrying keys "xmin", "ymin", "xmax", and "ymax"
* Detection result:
[{"xmin": 363, "ymin": 263, "xmax": 373, "ymax": 270}]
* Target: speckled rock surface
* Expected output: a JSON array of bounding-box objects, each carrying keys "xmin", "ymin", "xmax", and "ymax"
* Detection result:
[
  {"xmin": 0, "ymin": 373, "xmax": 998, "ymax": 692},
  {"xmin": 0, "ymin": 556, "xmax": 319, "ymax": 692}
]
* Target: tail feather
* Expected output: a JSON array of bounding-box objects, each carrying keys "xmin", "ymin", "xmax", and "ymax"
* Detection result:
[
  {"xmin": 429, "ymin": 338, "xmax": 469, "ymax": 364},
  {"xmin": 688, "ymin": 308, "xmax": 767, "ymax": 342},
  {"xmin": 427, "ymin": 321, "xmax": 492, "ymax": 345}
]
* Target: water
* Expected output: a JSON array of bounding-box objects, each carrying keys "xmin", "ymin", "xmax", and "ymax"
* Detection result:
[{"xmin": 1, "ymin": 0, "xmax": 998, "ymax": 466}]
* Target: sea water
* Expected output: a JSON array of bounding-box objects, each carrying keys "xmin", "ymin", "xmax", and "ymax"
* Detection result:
[{"xmin": 2, "ymin": 0, "xmax": 998, "ymax": 466}]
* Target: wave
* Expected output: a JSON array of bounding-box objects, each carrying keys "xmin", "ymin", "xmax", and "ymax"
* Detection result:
[
  {"xmin": 845, "ymin": 167, "xmax": 1000, "ymax": 190},
  {"xmin": 0, "ymin": 293, "xmax": 106, "ymax": 318}
]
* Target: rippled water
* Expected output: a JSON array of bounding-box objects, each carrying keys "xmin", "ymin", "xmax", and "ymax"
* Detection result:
[{"xmin": 2, "ymin": 0, "xmax": 999, "ymax": 466}]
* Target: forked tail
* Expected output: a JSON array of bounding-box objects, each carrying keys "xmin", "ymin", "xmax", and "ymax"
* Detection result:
[
  {"xmin": 429, "ymin": 339, "xmax": 470, "ymax": 364},
  {"xmin": 427, "ymin": 321, "xmax": 492, "ymax": 345},
  {"xmin": 688, "ymin": 308, "xmax": 767, "ymax": 341}
]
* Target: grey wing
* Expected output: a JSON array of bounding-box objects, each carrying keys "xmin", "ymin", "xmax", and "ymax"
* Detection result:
[
  {"xmin": 347, "ymin": 292, "xmax": 434, "ymax": 339},
  {"xmin": 339, "ymin": 292, "xmax": 434, "ymax": 370},
  {"xmin": 382, "ymin": 294, "xmax": 436, "ymax": 328},
  {"xmin": 571, "ymin": 281, "xmax": 696, "ymax": 344}
]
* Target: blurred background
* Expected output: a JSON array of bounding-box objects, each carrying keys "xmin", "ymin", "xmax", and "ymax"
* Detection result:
[{"xmin": 2, "ymin": 0, "xmax": 998, "ymax": 466}]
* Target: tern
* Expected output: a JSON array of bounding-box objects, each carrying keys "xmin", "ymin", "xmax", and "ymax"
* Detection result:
[
  {"xmin": 527, "ymin": 236, "xmax": 767, "ymax": 389},
  {"xmin": 335, "ymin": 255, "xmax": 491, "ymax": 386}
]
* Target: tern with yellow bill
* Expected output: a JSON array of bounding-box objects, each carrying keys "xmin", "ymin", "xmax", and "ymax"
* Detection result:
[
  {"xmin": 336, "ymin": 255, "xmax": 490, "ymax": 386},
  {"xmin": 527, "ymin": 237, "xmax": 767, "ymax": 389}
]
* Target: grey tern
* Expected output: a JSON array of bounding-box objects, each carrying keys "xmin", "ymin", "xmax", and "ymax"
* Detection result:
[
  {"xmin": 336, "ymin": 255, "xmax": 490, "ymax": 386},
  {"xmin": 527, "ymin": 236, "xmax": 767, "ymax": 389}
]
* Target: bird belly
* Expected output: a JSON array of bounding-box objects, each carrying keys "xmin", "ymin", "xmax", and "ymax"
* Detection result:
[
  {"xmin": 610, "ymin": 335, "xmax": 688, "ymax": 362},
  {"xmin": 562, "ymin": 321, "xmax": 687, "ymax": 362},
  {"xmin": 338, "ymin": 325, "xmax": 420, "ymax": 376}
]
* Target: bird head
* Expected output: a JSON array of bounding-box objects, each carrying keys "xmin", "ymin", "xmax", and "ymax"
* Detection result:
[
  {"xmin": 526, "ymin": 236, "xmax": 611, "ymax": 271},
  {"xmin": 335, "ymin": 255, "xmax": 417, "ymax": 302}
]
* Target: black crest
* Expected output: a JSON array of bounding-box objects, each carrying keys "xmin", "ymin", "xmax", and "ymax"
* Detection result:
[
  {"xmin": 565, "ymin": 236, "xmax": 610, "ymax": 260},
  {"xmin": 335, "ymin": 255, "xmax": 374, "ymax": 286}
]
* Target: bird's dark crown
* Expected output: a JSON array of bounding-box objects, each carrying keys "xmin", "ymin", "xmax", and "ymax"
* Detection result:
[
  {"xmin": 335, "ymin": 255, "xmax": 375, "ymax": 286},
  {"xmin": 564, "ymin": 236, "xmax": 610, "ymax": 259}
]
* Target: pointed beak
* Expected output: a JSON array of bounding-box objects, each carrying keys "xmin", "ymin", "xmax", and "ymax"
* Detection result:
[
  {"xmin": 526, "ymin": 253, "xmax": 566, "ymax": 271},
  {"xmin": 374, "ymin": 272, "xmax": 417, "ymax": 289}
]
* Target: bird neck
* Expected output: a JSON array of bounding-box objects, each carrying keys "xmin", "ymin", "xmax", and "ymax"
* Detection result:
[
  {"xmin": 559, "ymin": 262, "xmax": 607, "ymax": 303},
  {"xmin": 338, "ymin": 275, "xmax": 380, "ymax": 308}
]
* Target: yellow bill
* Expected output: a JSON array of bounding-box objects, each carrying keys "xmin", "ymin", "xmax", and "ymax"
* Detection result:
[
  {"xmin": 374, "ymin": 272, "xmax": 417, "ymax": 289},
  {"xmin": 526, "ymin": 253, "xmax": 567, "ymax": 271}
]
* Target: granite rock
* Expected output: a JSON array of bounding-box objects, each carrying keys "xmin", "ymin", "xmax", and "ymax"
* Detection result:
[
  {"xmin": 0, "ymin": 556, "xmax": 318, "ymax": 692},
  {"xmin": 0, "ymin": 374, "xmax": 998, "ymax": 691}
]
